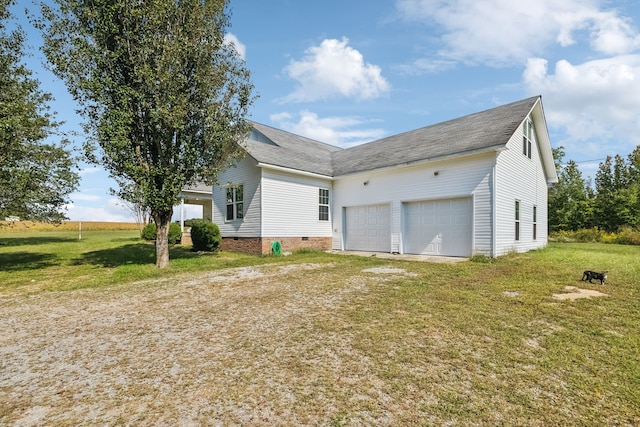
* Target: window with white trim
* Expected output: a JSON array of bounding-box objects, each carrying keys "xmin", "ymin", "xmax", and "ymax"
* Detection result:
[
  {"xmin": 522, "ymin": 118, "xmax": 533, "ymax": 159},
  {"xmin": 515, "ymin": 200, "xmax": 520, "ymax": 241},
  {"xmin": 226, "ymin": 185, "xmax": 243, "ymax": 221},
  {"xmin": 318, "ymin": 188, "xmax": 329, "ymax": 221},
  {"xmin": 533, "ymin": 205, "xmax": 537, "ymax": 240}
]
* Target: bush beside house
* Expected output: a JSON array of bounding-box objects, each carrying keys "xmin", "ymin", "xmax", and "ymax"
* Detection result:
[
  {"xmin": 141, "ymin": 222, "xmax": 182, "ymax": 244},
  {"xmin": 190, "ymin": 220, "xmax": 221, "ymax": 252}
]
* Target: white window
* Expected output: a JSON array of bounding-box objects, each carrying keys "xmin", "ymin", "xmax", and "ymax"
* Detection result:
[
  {"xmin": 318, "ymin": 188, "xmax": 329, "ymax": 221},
  {"xmin": 226, "ymin": 185, "xmax": 243, "ymax": 221},
  {"xmin": 533, "ymin": 205, "xmax": 537, "ymax": 240},
  {"xmin": 515, "ymin": 200, "xmax": 520, "ymax": 241},
  {"xmin": 522, "ymin": 119, "xmax": 533, "ymax": 159}
]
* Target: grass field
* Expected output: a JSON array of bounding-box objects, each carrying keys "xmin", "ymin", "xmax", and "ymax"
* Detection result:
[
  {"xmin": 0, "ymin": 221, "xmax": 140, "ymax": 232},
  {"xmin": 0, "ymin": 231, "xmax": 639, "ymax": 425},
  {"xmin": 0, "ymin": 230, "xmax": 266, "ymax": 292}
]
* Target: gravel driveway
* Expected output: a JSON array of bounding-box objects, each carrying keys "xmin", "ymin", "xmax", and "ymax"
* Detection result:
[{"xmin": 1, "ymin": 262, "xmax": 406, "ymax": 426}]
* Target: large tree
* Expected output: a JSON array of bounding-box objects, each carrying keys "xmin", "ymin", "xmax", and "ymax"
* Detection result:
[
  {"xmin": 40, "ymin": 0, "xmax": 254, "ymax": 267},
  {"xmin": 0, "ymin": 0, "xmax": 79, "ymax": 222},
  {"xmin": 593, "ymin": 154, "xmax": 639, "ymax": 232},
  {"xmin": 548, "ymin": 160, "xmax": 591, "ymax": 232},
  {"xmin": 548, "ymin": 147, "xmax": 592, "ymax": 232}
]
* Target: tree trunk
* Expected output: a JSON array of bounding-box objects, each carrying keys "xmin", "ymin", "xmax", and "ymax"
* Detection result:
[{"xmin": 154, "ymin": 212, "xmax": 173, "ymax": 268}]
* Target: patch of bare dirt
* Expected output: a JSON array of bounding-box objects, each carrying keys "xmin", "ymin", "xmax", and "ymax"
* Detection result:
[
  {"xmin": 552, "ymin": 286, "xmax": 608, "ymax": 301},
  {"xmin": 361, "ymin": 266, "xmax": 417, "ymax": 276}
]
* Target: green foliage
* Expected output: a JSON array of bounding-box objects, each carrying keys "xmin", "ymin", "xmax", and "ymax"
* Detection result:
[
  {"xmin": 0, "ymin": 1, "xmax": 79, "ymax": 222},
  {"xmin": 550, "ymin": 146, "xmax": 640, "ymax": 234},
  {"xmin": 183, "ymin": 218, "xmax": 201, "ymax": 228},
  {"xmin": 168, "ymin": 223, "xmax": 182, "ymax": 245},
  {"xmin": 549, "ymin": 158, "xmax": 592, "ymax": 232},
  {"xmin": 550, "ymin": 226, "xmax": 640, "ymax": 245},
  {"xmin": 610, "ymin": 226, "xmax": 640, "ymax": 245},
  {"xmin": 189, "ymin": 220, "xmax": 220, "ymax": 252},
  {"xmin": 141, "ymin": 223, "xmax": 157, "ymax": 241},
  {"xmin": 39, "ymin": 0, "xmax": 255, "ymax": 266},
  {"xmin": 590, "ymin": 154, "xmax": 640, "ymax": 233},
  {"xmin": 469, "ymin": 253, "xmax": 493, "ymax": 263},
  {"xmin": 141, "ymin": 222, "xmax": 181, "ymax": 244},
  {"xmin": 551, "ymin": 227, "xmax": 604, "ymax": 243}
]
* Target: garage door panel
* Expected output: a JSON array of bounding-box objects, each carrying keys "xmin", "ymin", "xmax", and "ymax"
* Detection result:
[
  {"xmin": 438, "ymin": 215, "xmax": 451, "ymax": 225},
  {"xmin": 404, "ymin": 197, "xmax": 472, "ymax": 257},
  {"xmin": 345, "ymin": 204, "xmax": 391, "ymax": 252}
]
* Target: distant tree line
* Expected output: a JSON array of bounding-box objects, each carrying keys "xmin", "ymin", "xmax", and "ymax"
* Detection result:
[{"xmin": 549, "ymin": 146, "xmax": 640, "ymax": 233}]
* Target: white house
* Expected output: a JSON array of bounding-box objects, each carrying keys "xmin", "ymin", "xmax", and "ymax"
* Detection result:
[{"xmin": 180, "ymin": 96, "xmax": 558, "ymax": 257}]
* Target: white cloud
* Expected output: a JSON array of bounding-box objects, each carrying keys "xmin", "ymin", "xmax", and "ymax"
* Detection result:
[
  {"xmin": 394, "ymin": 58, "xmax": 456, "ymax": 75},
  {"xmin": 67, "ymin": 196, "xmax": 206, "ymax": 223},
  {"xmin": 65, "ymin": 200, "xmax": 133, "ymax": 222},
  {"xmin": 270, "ymin": 110, "xmax": 387, "ymax": 147},
  {"xmin": 588, "ymin": 10, "xmax": 640, "ymax": 55},
  {"xmin": 396, "ymin": 0, "xmax": 640, "ymax": 67},
  {"xmin": 224, "ymin": 33, "xmax": 246, "ymax": 60},
  {"xmin": 79, "ymin": 166, "xmax": 102, "ymax": 176},
  {"xmin": 70, "ymin": 192, "xmax": 103, "ymax": 202},
  {"xmin": 524, "ymin": 54, "xmax": 640, "ymax": 154},
  {"xmin": 281, "ymin": 37, "xmax": 390, "ymax": 102}
]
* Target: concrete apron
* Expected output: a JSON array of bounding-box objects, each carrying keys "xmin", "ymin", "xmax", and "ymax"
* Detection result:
[{"xmin": 330, "ymin": 250, "xmax": 468, "ymax": 264}]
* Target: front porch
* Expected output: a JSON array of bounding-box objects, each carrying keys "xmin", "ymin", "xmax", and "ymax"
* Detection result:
[{"xmin": 178, "ymin": 184, "xmax": 213, "ymax": 245}]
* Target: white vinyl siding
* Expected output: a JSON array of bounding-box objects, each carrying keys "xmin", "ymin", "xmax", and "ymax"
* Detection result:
[
  {"xmin": 213, "ymin": 156, "xmax": 261, "ymax": 237},
  {"xmin": 494, "ymin": 115, "xmax": 549, "ymax": 255},
  {"xmin": 261, "ymin": 169, "xmax": 333, "ymax": 238}
]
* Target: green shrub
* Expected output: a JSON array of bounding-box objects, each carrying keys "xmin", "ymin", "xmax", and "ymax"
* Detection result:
[
  {"xmin": 190, "ymin": 220, "xmax": 221, "ymax": 252},
  {"xmin": 141, "ymin": 222, "xmax": 157, "ymax": 240},
  {"xmin": 550, "ymin": 226, "xmax": 640, "ymax": 245},
  {"xmin": 168, "ymin": 222, "xmax": 182, "ymax": 245},
  {"xmin": 183, "ymin": 218, "xmax": 200, "ymax": 228},
  {"xmin": 551, "ymin": 227, "xmax": 603, "ymax": 243},
  {"xmin": 140, "ymin": 222, "xmax": 182, "ymax": 245},
  {"xmin": 572, "ymin": 227, "xmax": 605, "ymax": 242},
  {"xmin": 469, "ymin": 253, "xmax": 492, "ymax": 263},
  {"xmin": 614, "ymin": 226, "xmax": 640, "ymax": 245}
]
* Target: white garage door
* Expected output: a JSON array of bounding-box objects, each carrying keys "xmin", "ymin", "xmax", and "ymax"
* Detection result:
[
  {"xmin": 345, "ymin": 204, "xmax": 391, "ymax": 252},
  {"xmin": 404, "ymin": 197, "xmax": 472, "ymax": 257}
]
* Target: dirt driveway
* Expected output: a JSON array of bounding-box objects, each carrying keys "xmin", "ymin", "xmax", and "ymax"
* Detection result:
[{"xmin": 0, "ymin": 262, "xmax": 411, "ymax": 426}]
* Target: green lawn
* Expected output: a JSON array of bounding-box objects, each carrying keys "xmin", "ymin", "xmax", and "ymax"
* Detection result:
[
  {"xmin": 1, "ymin": 231, "xmax": 639, "ymax": 425},
  {"xmin": 0, "ymin": 230, "xmax": 271, "ymax": 291}
]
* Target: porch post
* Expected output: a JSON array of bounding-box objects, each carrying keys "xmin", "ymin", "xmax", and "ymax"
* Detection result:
[{"xmin": 180, "ymin": 197, "xmax": 185, "ymax": 232}]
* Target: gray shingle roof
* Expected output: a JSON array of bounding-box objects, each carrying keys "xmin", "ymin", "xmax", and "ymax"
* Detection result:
[
  {"xmin": 333, "ymin": 96, "xmax": 540, "ymax": 176},
  {"xmin": 243, "ymin": 122, "xmax": 342, "ymax": 176},
  {"xmin": 245, "ymin": 96, "xmax": 541, "ymax": 177}
]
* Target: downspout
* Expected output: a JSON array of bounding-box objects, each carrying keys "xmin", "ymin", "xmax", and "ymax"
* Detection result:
[
  {"xmin": 492, "ymin": 157, "xmax": 497, "ymax": 258},
  {"xmin": 260, "ymin": 169, "xmax": 264, "ymax": 247}
]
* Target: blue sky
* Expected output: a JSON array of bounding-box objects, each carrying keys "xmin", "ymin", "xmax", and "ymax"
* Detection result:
[{"xmin": 11, "ymin": 0, "xmax": 640, "ymax": 221}]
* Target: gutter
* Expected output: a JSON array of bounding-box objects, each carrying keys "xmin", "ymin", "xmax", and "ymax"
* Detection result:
[{"xmin": 256, "ymin": 162, "xmax": 334, "ymax": 180}]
